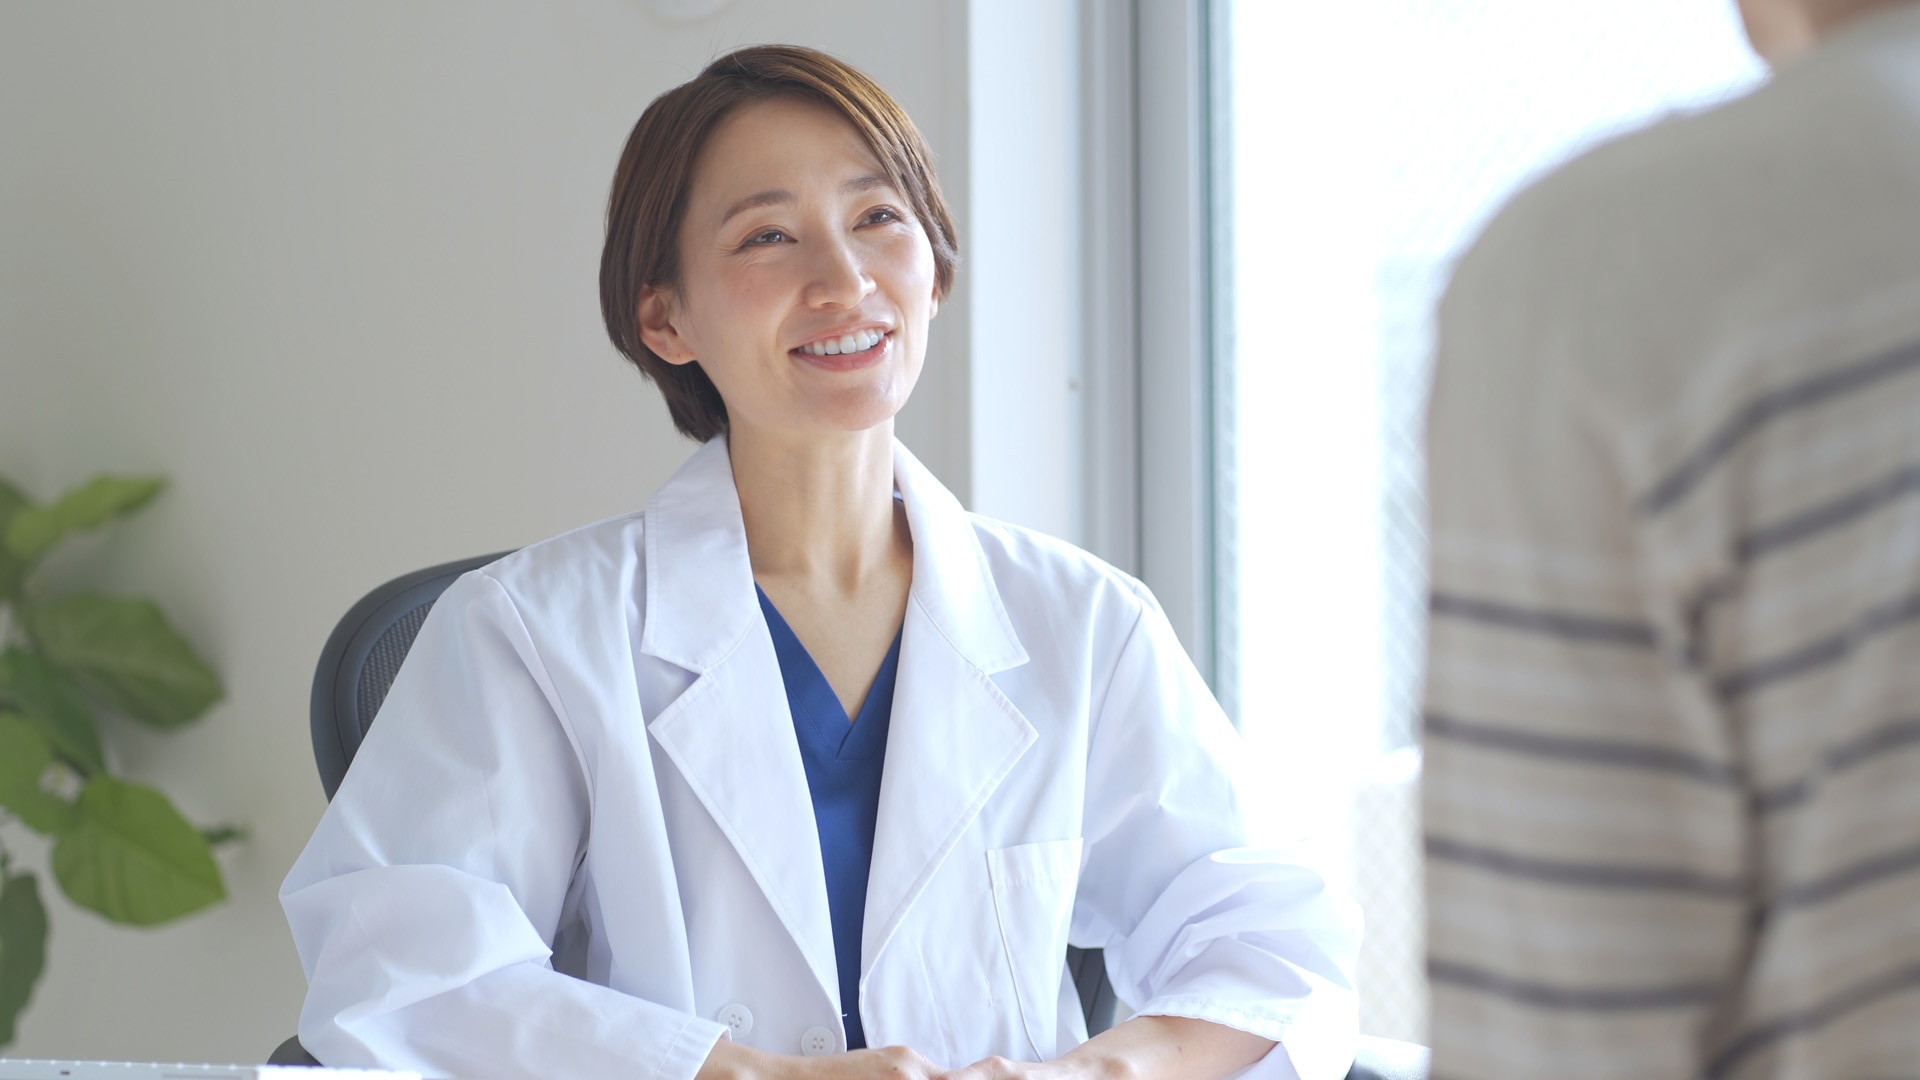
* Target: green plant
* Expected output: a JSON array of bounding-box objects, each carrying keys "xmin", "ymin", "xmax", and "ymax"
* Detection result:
[{"xmin": 0, "ymin": 474, "xmax": 231, "ymax": 1047}]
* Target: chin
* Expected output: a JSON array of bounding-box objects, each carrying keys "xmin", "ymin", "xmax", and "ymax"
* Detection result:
[
  {"xmin": 807, "ymin": 390, "xmax": 910, "ymax": 435},
  {"xmin": 804, "ymin": 373, "xmax": 917, "ymax": 434}
]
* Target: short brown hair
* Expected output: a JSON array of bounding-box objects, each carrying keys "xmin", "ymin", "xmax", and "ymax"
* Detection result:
[{"xmin": 600, "ymin": 45, "xmax": 960, "ymax": 442}]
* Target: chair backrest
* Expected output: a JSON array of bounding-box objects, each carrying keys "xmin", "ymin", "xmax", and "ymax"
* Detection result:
[
  {"xmin": 309, "ymin": 552, "xmax": 509, "ymax": 800},
  {"xmin": 307, "ymin": 554, "xmax": 1122, "ymax": 1037}
]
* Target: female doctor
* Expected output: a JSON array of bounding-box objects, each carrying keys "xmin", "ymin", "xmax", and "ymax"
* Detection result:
[{"xmin": 281, "ymin": 45, "xmax": 1358, "ymax": 1080}]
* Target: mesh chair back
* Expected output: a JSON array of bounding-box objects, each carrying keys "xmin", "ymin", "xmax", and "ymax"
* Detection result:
[
  {"xmin": 308, "ymin": 552, "xmax": 510, "ymax": 800},
  {"xmin": 1066, "ymin": 945, "xmax": 1119, "ymax": 1036}
]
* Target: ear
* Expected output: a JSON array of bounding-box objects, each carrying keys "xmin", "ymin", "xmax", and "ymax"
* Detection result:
[
  {"xmin": 638, "ymin": 285, "xmax": 697, "ymax": 366},
  {"xmin": 929, "ymin": 288, "xmax": 940, "ymax": 321}
]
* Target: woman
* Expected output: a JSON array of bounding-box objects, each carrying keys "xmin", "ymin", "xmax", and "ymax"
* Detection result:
[{"xmin": 282, "ymin": 45, "xmax": 1358, "ymax": 1080}]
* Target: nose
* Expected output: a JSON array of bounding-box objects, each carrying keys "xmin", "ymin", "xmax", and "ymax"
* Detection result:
[{"xmin": 803, "ymin": 232, "xmax": 875, "ymax": 309}]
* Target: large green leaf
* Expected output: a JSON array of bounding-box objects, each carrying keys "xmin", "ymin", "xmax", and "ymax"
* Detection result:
[
  {"xmin": 51, "ymin": 776, "xmax": 225, "ymax": 927},
  {"xmin": 0, "ymin": 869, "xmax": 49, "ymax": 1048},
  {"xmin": 0, "ymin": 480, "xmax": 28, "ymax": 600},
  {"xmin": 0, "ymin": 481, "xmax": 28, "ymax": 535},
  {"xmin": 3, "ymin": 475, "xmax": 165, "ymax": 563},
  {"xmin": 0, "ymin": 648, "xmax": 105, "ymax": 774},
  {"xmin": 25, "ymin": 594, "xmax": 222, "ymax": 729},
  {"xmin": 0, "ymin": 713, "xmax": 79, "ymax": 835}
]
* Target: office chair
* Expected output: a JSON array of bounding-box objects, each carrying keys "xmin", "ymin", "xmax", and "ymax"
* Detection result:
[{"xmin": 274, "ymin": 555, "xmax": 1428, "ymax": 1080}]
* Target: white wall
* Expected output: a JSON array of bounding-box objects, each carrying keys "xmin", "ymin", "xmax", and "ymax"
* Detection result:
[{"xmin": 0, "ymin": 0, "xmax": 970, "ymax": 1061}]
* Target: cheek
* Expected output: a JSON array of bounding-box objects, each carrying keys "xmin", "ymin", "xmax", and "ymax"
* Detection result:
[
  {"xmin": 683, "ymin": 267, "xmax": 785, "ymax": 350},
  {"xmin": 892, "ymin": 234, "xmax": 939, "ymax": 311}
]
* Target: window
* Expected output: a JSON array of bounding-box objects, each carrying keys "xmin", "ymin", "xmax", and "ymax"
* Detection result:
[{"xmin": 1210, "ymin": 0, "xmax": 1764, "ymax": 1042}]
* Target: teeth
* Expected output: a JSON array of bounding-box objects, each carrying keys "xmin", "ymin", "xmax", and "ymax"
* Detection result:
[{"xmin": 800, "ymin": 328, "xmax": 885, "ymax": 356}]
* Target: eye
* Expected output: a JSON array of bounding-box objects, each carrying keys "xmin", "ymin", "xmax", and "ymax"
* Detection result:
[
  {"xmin": 862, "ymin": 206, "xmax": 905, "ymax": 226},
  {"xmin": 745, "ymin": 228, "xmax": 789, "ymax": 246}
]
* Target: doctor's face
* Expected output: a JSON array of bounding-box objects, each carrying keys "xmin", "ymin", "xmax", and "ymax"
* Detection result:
[{"xmin": 640, "ymin": 96, "xmax": 939, "ymax": 441}]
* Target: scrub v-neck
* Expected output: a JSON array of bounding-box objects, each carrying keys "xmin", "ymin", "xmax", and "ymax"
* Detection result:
[{"xmin": 755, "ymin": 585, "xmax": 902, "ymax": 1051}]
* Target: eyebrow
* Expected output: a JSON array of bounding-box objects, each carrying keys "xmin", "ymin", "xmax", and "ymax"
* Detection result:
[{"xmin": 717, "ymin": 174, "xmax": 896, "ymax": 227}]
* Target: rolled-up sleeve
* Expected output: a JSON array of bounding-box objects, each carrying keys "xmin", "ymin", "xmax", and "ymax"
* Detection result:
[{"xmin": 1073, "ymin": 590, "xmax": 1362, "ymax": 1080}]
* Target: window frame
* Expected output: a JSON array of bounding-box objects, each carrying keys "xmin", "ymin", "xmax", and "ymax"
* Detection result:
[{"xmin": 1081, "ymin": 0, "xmax": 1231, "ymax": 710}]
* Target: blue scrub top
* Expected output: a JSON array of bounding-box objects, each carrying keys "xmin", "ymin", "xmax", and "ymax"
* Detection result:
[{"xmin": 756, "ymin": 586, "xmax": 902, "ymax": 1051}]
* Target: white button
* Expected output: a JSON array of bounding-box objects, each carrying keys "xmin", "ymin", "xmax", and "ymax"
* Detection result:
[
  {"xmin": 799, "ymin": 1025, "xmax": 838, "ymax": 1056},
  {"xmin": 716, "ymin": 1003, "xmax": 753, "ymax": 1038}
]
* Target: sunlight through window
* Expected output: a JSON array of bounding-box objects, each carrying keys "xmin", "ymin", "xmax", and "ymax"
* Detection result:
[{"xmin": 1217, "ymin": 0, "xmax": 1765, "ymax": 1042}]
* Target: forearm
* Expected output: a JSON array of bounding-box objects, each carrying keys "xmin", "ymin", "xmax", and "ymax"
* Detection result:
[
  {"xmin": 698, "ymin": 1037, "xmax": 945, "ymax": 1080},
  {"xmin": 1056, "ymin": 1015, "xmax": 1276, "ymax": 1080},
  {"xmin": 697, "ymin": 1037, "xmax": 778, "ymax": 1080}
]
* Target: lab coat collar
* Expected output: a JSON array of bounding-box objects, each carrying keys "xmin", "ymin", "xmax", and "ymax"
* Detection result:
[
  {"xmin": 641, "ymin": 434, "xmax": 1037, "ymax": 1022},
  {"xmin": 637, "ymin": 435, "xmax": 1030, "ymax": 676},
  {"xmin": 891, "ymin": 440, "xmax": 1030, "ymax": 674},
  {"xmin": 637, "ymin": 436, "xmax": 756, "ymax": 672},
  {"xmin": 640, "ymin": 437, "xmax": 836, "ymax": 1007}
]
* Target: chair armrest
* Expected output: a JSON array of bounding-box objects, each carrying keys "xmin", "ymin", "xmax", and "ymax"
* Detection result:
[{"xmin": 268, "ymin": 1035, "xmax": 322, "ymax": 1066}]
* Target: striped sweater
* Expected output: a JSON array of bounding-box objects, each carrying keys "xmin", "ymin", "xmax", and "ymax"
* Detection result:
[{"xmin": 1423, "ymin": 7, "xmax": 1920, "ymax": 1078}]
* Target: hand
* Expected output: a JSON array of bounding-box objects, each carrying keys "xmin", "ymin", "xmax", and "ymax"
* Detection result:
[
  {"xmin": 701, "ymin": 1038, "xmax": 945, "ymax": 1080},
  {"xmin": 942, "ymin": 1015, "xmax": 1275, "ymax": 1080},
  {"xmin": 806, "ymin": 1045, "xmax": 946, "ymax": 1080},
  {"xmin": 938, "ymin": 1055, "xmax": 1082, "ymax": 1080}
]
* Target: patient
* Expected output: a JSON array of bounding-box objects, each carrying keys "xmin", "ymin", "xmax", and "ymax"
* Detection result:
[
  {"xmin": 282, "ymin": 44, "xmax": 1360, "ymax": 1080},
  {"xmin": 1423, "ymin": 0, "xmax": 1920, "ymax": 1076}
]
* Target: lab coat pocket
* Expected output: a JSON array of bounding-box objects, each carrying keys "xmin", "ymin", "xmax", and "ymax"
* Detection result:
[{"xmin": 986, "ymin": 837, "xmax": 1084, "ymax": 1061}]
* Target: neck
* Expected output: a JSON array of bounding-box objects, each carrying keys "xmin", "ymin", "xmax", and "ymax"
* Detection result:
[
  {"xmin": 1742, "ymin": 0, "xmax": 1915, "ymax": 61},
  {"xmin": 727, "ymin": 421, "xmax": 908, "ymax": 594},
  {"xmin": 1814, "ymin": 0, "xmax": 1916, "ymax": 33}
]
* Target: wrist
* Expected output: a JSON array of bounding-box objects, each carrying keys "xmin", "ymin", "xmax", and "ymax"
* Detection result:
[
  {"xmin": 701, "ymin": 1036, "xmax": 793, "ymax": 1080},
  {"xmin": 1056, "ymin": 1043, "xmax": 1141, "ymax": 1080}
]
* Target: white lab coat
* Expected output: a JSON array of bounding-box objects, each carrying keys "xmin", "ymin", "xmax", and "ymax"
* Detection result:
[{"xmin": 281, "ymin": 437, "xmax": 1359, "ymax": 1080}]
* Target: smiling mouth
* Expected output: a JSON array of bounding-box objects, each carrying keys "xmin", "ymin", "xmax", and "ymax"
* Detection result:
[
  {"xmin": 796, "ymin": 328, "xmax": 887, "ymax": 357},
  {"xmin": 792, "ymin": 328, "xmax": 891, "ymax": 369}
]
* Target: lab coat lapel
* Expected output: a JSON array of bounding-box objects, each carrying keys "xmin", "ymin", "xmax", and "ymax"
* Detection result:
[
  {"xmin": 640, "ymin": 438, "xmax": 841, "ymax": 1013},
  {"xmin": 862, "ymin": 443, "xmax": 1036, "ymax": 971}
]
